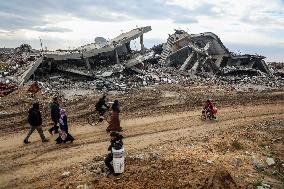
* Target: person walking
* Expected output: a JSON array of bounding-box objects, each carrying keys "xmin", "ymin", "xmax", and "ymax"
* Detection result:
[
  {"xmin": 106, "ymin": 100, "xmax": 122, "ymax": 132},
  {"xmin": 55, "ymin": 108, "xmax": 75, "ymax": 144},
  {"xmin": 24, "ymin": 103, "xmax": 49, "ymax": 144},
  {"xmin": 49, "ymin": 97, "xmax": 60, "ymax": 135}
]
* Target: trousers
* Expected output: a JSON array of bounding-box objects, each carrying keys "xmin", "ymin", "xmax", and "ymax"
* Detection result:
[{"xmin": 25, "ymin": 125, "xmax": 46, "ymax": 141}]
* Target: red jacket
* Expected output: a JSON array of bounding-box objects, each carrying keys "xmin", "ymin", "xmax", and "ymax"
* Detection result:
[{"xmin": 204, "ymin": 102, "xmax": 214, "ymax": 110}]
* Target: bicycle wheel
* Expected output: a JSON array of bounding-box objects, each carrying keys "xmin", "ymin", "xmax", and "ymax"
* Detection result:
[
  {"xmin": 87, "ymin": 114, "xmax": 100, "ymax": 126},
  {"xmin": 105, "ymin": 112, "xmax": 111, "ymax": 122},
  {"xmin": 201, "ymin": 112, "xmax": 206, "ymax": 120}
]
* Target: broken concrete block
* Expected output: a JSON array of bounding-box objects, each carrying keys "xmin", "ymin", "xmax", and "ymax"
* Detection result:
[
  {"xmin": 266, "ymin": 157, "xmax": 275, "ymax": 166},
  {"xmin": 101, "ymin": 71, "xmax": 113, "ymax": 77},
  {"xmin": 61, "ymin": 171, "xmax": 71, "ymax": 177}
]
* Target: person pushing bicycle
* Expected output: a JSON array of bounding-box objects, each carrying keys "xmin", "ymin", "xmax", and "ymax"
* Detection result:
[{"xmin": 95, "ymin": 95, "xmax": 110, "ymax": 122}]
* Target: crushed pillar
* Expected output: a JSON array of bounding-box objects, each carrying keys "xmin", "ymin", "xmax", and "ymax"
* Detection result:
[
  {"xmin": 84, "ymin": 58, "xmax": 91, "ymax": 70},
  {"xmin": 140, "ymin": 34, "xmax": 145, "ymax": 54},
  {"xmin": 115, "ymin": 49, "xmax": 120, "ymax": 64},
  {"xmin": 179, "ymin": 52, "xmax": 195, "ymax": 71}
]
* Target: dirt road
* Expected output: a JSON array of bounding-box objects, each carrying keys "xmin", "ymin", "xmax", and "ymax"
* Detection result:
[{"xmin": 0, "ymin": 101, "xmax": 283, "ymax": 188}]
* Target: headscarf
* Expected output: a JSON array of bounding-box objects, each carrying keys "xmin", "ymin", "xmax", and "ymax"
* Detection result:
[
  {"xmin": 112, "ymin": 100, "xmax": 120, "ymax": 112},
  {"xmin": 53, "ymin": 96, "xmax": 58, "ymax": 102},
  {"xmin": 59, "ymin": 108, "xmax": 67, "ymax": 125}
]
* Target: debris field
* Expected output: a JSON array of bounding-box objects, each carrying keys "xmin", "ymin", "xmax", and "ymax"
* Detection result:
[{"xmin": 0, "ymin": 26, "xmax": 283, "ymax": 189}]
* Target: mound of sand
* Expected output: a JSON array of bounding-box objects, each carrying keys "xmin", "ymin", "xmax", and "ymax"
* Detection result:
[{"xmin": 201, "ymin": 166, "xmax": 237, "ymax": 189}]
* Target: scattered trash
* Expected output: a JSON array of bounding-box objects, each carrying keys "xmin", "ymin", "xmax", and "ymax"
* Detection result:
[
  {"xmin": 129, "ymin": 154, "xmax": 145, "ymax": 160},
  {"xmin": 257, "ymin": 182, "xmax": 271, "ymax": 189},
  {"xmin": 206, "ymin": 160, "xmax": 214, "ymax": 164},
  {"xmin": 266, "ymin": 157, "xmax": 275, "ymax": 166},
  {"xmin": 61, "ymin": 171, "xmax": 71, "ymax": 177},
  {"xmin": 0, "ymin": 111, "xmax": 9, "ymax": 118},
  {"xmin": 253, "ymin": 159, "xmax": 264, "ymax": 169},
  {"xmin": 76, "ymin": 184, "xmax": 90, "ymax": 189}
]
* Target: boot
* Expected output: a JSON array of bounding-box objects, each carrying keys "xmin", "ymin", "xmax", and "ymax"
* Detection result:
[
  {"xmin": 42, "ymin": 139, "xmax": 49, "ymax": 143},
  {"xmin": 24, "ymin": 140, "xmax": 30, "ymax": 144}
]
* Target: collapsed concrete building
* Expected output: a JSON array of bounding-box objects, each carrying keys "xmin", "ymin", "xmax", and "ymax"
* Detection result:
[
  {"xmin": 159, "ymin": 30, "xmax": 270, "ymax": 77},
  {"xmin": 1, "ymin": 26, "xmax": 282, "ymax": 96},
  {"xmin": 41, "ymin": 26, "xmax": 151, "ymax": 77},
  {"xmin": 1, "ymin": 27, "xmax": 151, "ymax": 84},
  {"xmin": 29, "ymin": 26, "xmax": 153, "ymax": 92}
]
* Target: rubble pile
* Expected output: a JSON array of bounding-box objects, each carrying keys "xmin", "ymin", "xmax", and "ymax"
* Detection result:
[
  {"xmin": 0, "ymin": 81, "xmax": 18, "ymax": 97},
  {"xmin": 0, "ymin": 44, "xmax": 42, "ymax": 96},
  {"xmin": 160, "ymin": 30, "xmax": 270, "ymax": 76},
  {"xmin": 1, "ymin": 27, "xmax": 283, "ymax": 96},
  {"xmin": 268, "ymin": 62, "xmax": 284, "ymax": 78},
  {"xmin": 0, "ymin": 44, "xmax": 32, "ymax": 77}
]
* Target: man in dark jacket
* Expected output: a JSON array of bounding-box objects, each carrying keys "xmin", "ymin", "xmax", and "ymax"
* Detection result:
[
  {"xmin": 104, "ymin": 132, "xmax": 123, "ymax": 175},
  {"xmin": 95, "ymin": 95, "xmax": 109, "ymax": 121},
  {"xmin": 24, "ymin": 103, "xmax": 49, "ymax": 144},
  {"xmin": 48, "ymin": 97, "xmax": 60, "ymax": 135}
]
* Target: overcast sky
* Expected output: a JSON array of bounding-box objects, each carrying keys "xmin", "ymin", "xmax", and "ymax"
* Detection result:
[{"xmin": 0, "ymin": 0, "xmax": 284, "ymax": 62}]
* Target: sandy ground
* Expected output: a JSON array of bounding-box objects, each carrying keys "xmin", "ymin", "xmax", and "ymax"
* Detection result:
[{"xmin": 0, "ymin": 84, "xmax": 283, "ymax": 189}]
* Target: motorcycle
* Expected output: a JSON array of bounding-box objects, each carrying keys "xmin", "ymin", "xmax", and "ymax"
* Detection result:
[{"xmin": 201, "ymin": 106, "xmax": 218, "ymax": 120}]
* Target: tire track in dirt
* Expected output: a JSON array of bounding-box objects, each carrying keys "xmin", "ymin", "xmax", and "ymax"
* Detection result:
[
  {"xmin": 1, "ymin": 103, "xmax": 283, "ymax": 161},
  {"xmin": 1, "ymin": 103, "xmax": 282, "ymax": 159}
]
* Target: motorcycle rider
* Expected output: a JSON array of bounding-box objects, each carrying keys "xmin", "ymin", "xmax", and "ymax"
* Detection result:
[
  {"xmin": 203, "ymin": 99, "xmax": 215, "ymax": 118},
  {"xmin": 95, "ymin": 95, "xmax": 110, "ymax": 122}
]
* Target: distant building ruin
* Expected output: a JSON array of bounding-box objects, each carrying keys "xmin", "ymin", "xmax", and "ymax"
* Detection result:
[
  {"xmin": 42, "ymin": 26, "xmax": 152, "ymax": 78},
  {"xmin": 160, "ymin": 30, "xmax": 270, "ymax": 76}
]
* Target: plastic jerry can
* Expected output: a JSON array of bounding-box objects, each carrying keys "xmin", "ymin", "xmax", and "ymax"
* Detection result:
[{"xmin": 112, "ymin": 147, "xmax": 125, "ymax": 173}]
